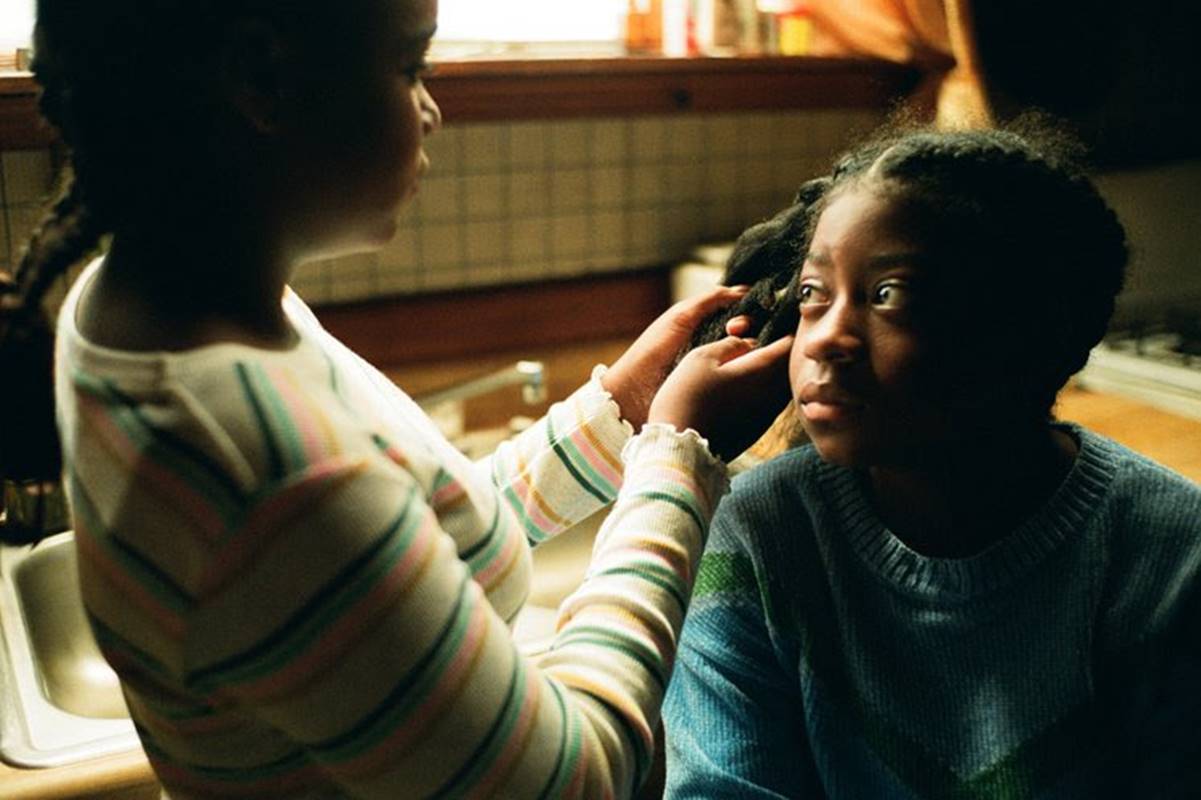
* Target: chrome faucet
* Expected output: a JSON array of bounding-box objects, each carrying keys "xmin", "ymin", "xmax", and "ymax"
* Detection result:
[{"xmin": 414, "ymin": 360, "xmax": 547, "ymax": 410}]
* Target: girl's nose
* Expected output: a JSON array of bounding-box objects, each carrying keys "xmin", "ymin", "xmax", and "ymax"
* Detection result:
[
  {"xmin": 801, "ymin": 300, "xmax": 865, "ymax": 364},
  {"xmin": 419, "ymin": 84, "xmax": 442, "ymax": 136}
]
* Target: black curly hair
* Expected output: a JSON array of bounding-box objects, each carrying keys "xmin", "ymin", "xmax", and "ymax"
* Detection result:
[{"xmin": 689, "ymin": 114, "xmax": 1128, "ymax": 424}]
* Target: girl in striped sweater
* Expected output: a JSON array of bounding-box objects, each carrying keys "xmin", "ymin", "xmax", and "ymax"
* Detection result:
[{"xmin": 0, "ymin": 0, "xmax": 793, "ymax": 797}]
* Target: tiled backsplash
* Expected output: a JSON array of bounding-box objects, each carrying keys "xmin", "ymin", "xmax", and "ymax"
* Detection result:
[
  {"xmin": 5, "ymin": 111, "xmax": 1199, "ymax": 316},
  {"xmin": 0, "ymin": 109, "xmax": 884, "ymax": 307}
]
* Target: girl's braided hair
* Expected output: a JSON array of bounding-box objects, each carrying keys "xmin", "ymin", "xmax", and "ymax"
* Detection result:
[{"xmin": 690, "ymin": 113, "xmax": 1128, "ymax": 422}]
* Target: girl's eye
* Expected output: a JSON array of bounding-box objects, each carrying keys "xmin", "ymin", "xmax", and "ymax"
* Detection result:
[
  {"xmin": 872, "ymin": 280, "xmax": 911, "ymax": 310},
  {"xmin": 797, "ymin": 280, "xmax": 827, "ymax": 307}
]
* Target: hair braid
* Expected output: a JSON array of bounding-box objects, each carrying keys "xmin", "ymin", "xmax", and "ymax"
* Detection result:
[
  {"xmin": 0, "ymin": 9, "xmax": 113, "ymax": 486},
  {"xmin": 0, "ymin": 172, "xmax": 107, "ymax": 484}
]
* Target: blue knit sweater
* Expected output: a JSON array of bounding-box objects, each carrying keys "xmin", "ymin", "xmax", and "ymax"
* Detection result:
[{"xmin": 663, "ymin": 424, "xmax": 1201, "ymax": 798}]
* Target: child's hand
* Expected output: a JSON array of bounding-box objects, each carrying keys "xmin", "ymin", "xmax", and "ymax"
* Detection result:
[
  {"xmin": 648, "ymin": 334, "xmax": 794, "ymax": 462},
  {"xmin": 602, "ymin": 286, "xmax": 750, "ymax": 429}
]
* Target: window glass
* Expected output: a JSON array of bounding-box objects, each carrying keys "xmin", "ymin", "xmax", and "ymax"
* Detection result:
[
  {"xmin": 0, "ymin": 0, "xmax": 35, "ymax": 54},
  {"xmin": 433, "ymin": 0, "xmax": 626, "ymax": 58}
]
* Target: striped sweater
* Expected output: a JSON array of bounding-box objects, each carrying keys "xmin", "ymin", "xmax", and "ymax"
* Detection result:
[
  {"xmin": 663, "ymin": 429, "xmax": 1201, "ymax": 798},
  {"xmin": 54, "ymin": 259, "xmax": 728, "ymax": 799}
]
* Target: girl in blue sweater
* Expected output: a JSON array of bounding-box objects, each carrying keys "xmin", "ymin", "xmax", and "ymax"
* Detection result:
[{"xmin": 663, "ymin": 119, "xmax": 1201, "ymax": 798}]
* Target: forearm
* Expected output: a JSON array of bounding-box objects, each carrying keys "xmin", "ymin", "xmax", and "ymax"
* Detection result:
[{"xmin": 487, "ymin": 366, "xmax": 632, "ymax": 544}]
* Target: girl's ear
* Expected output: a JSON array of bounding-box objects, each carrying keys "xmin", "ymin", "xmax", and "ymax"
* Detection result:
[{"xmin": 217, "ymin": 18, "xmax": 292, "ymax": 135}]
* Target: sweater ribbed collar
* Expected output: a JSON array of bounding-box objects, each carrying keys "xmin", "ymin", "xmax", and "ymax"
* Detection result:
[{"xmin": 817, "ymin": 423, "xmax": 1117, "ymax": 601}]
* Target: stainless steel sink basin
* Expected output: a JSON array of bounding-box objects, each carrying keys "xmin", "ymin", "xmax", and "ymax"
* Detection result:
[{"xmin": 0, "ymin": 530, "xmax": 138, "ymax": 767}]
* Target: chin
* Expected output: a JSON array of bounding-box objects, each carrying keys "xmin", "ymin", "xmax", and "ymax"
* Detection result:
[{"xmin": 805, "ymin": 430, "xmax": 872, "ymax": 467}]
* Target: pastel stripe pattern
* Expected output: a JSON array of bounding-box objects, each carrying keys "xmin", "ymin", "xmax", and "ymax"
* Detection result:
[{"xmin": 54, "ymin": 262, "xmax": 728, "ymax": 800}]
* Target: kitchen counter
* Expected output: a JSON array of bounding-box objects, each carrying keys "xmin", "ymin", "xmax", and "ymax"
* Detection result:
[
  {"xmin": 0, "ymin": 749, "xmax": 157, "ymax": 800},
  {"xmin": 1056, "ymin": 384, "xmax": 1201, "ymax": 483},
  {"xmin": 2, "ymin": 385, "xmax": 1196, "ymax": 799}
]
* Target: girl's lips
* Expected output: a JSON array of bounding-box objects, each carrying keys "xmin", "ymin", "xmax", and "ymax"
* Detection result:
[
  {"xmin": 798, "ymin": 383, "xmax": 866, "ymax": 423},
  {"xmin": 798, "ymin": 383, "xmax": 865, "ymax": 406}
]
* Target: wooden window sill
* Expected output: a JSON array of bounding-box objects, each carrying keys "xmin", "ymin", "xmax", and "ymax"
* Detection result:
[{"xmin": 1, "ymin": 55, "xmax": 917, "ymax": 148}]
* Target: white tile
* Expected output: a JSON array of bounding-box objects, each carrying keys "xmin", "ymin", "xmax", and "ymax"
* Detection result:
[
  {"xmin": 1, "ymin": 150, "xmax": 55, "ymax": 203},
  {"xmin": 465, "ymin": 263, "xmax": 512, "ymax": 287},
  {"xmin": 290, "ymin": 260, "xmax": 333, "ymax": 305},
  {"xmin": 740, "ymin": 112, "xmax": 777, "ymax": 159},
  {"xmin": 630, "ymin": 117, "xmax": 666, "ymax": 163},
  {"xmin": 742, "ymin": 158, "xmax": 777, "ymax": 194},
  {"xmin": 743, "ymin": 192, "xmax": 784, "ymax": 226},
  {"xmin": 590, "ymin": 119, "xmax": 628, "ymax": 165},
  {"xmin": 708, "ymin": 114, "xmax": 741, "ymax": 157},
  {"xmin": 377, "ymin": 263, "xmax": 423, "ymax": 295},
  {"xmin": 587, "ymin": 249, "xmax": 633, "ymax": 273},
  {"xmin": 551, "ymin": 169, "xmax": 591, "ymax": 213},
  {"xmin": 706, "ymin": 160, "xmax": 741, "ymax": 198},
  {"xmin": 507, "ymin": 256, "xmax": 551, "ymax": 282},
  {"xmin": 0, "ymin": 214, "xmax": 9, "ymax": 272},
  {"xmin": 549, "ymin": 120, "xmax": 591, "ymax": 168},
  {"xmin": 551, "ymin": 213, "xmax": 591, "ymax": 258},
  {"xmin": 508, "ymin": 121, "xmax": 548, "ymax": 168},
  {"xmin": 6, "ymin": 205, "xmax": 44, "ymax": 260},
  {"xmin": 424, "ymin": 126, "xmax": 463, "ymax": 174},
  {"xmin": 463, "ymin": 124, "xmax": 507, "ymax": 172},
  {"xmin": 630, "ymin": 165, "xmax": 665, "ymax": 205},
  {"xmin": 378, "ymin": 228, "xmax": 420, "ymax": 273},
  {"xmin": 420, "ymin": 223, "xmax": 466, "ymax": 269},
  {"xmin": 417, "ymin": 176, "xmax": 463, "ymax": 221},
  {"xmin": 628, "ymin": 208, "xmax": 663, "ymax": 252},
  {"xmin": 464, "ymin": 173, "xmax": 505, "ymax": 219},
  {"xmin": 775, "ymin": 157, "xmax": 826, "ymax": 196},
  {"xmin": 330, "ymin": 273, "xmax": 376, "ymax": 304},
  {"xmin": 509, "ymin": 217, "xmax": 550, "ymax": 267},
  {"xmin": 589, "ymin": 211, "xmax": 626, "ymax": 266},
  {"xmin": 590, "ymin": 166, "xmax": 627, "ymax": 209},
  {"xmin": 420, "ymin": 265, "xmax": 468, "ymax": 293},
  {"xmin": 665, "ymin": 162, "xmax": 705, "ymax": 199},
  {"xmin": 508, "ymin": 171, "xmax": 550, "ymax": 217},
  {"xmin": 705, "ymin": 198, "xmax": 742, "ymax": 236},
  {"xmin": 806, "ymin": 109, "xmax": 854, "ymax": 157},
  {"xmin": 464, "ymin": 220, "xmax": 508, "ymax": 265},
  {"xmin": 666, "ymin": 116, "xmax": 706, "ymax": 160},
  {"xmin": 658, "ymin": 213, "xmax": 692, "ymax": 257},
  {"xmin": 549, "ymin": 250, "xmax": 591, "ymax": 276},
  {"xmin": 328, "ymin": 250, "xmax": 376, "ymax": 287},
  {"xmin": 772, "ymin": 112, "xmax": 816, "ymax": 157}
]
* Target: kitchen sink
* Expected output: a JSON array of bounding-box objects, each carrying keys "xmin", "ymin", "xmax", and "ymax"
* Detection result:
[{"xmin": 0, "ymin": 530, "xmax": 138, "ymax": 768}]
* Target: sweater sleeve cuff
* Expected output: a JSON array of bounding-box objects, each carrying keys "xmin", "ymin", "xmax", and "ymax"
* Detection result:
[{"xmin": 621, "ymin": 422, "xmax": 730, "ymax": 511}]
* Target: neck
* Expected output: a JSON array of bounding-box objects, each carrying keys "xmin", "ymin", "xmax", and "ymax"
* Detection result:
[
  {"xmin": 81, "ymin": 207, "xmax": 296, "ymax": 351},
  {"xmin": 867, "ymin": 424, "xmax": 1078, "ymax": 559}
]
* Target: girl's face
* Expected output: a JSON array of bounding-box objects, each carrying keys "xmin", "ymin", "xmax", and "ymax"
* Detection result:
[
  {"xmin": 284, "ymin": 0, "xmax": 441, "ymax": 261},
  {"xmin": 789, "ymin": 185, "xmax": 953, "ymax": 467}
]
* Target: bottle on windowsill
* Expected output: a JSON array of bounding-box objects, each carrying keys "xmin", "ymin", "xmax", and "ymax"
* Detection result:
[
  {"xmin": 625, "ymin": 0, "xmax": 663, "ymax": 55},
  {"xmin": 756, "ymin": 0, "xmax": 814, "ymax": 55}
]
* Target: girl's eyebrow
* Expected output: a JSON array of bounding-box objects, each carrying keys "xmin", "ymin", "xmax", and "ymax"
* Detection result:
[
  {"xmin": 802, "ymin": 250, "xmax": 924, "ymax": 273},
  {"xmin": 803, "ymin": 250, "xmax": 832, "ymax": 268},
  {"xmin": 865, "ymin": 252, "xmax": 923, "ymax": 271}
]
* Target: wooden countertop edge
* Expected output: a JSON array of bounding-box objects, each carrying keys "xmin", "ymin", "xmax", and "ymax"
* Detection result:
[{"xmin": 0, "ymin": 748, "xmax": 156, "ymax": 799}]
